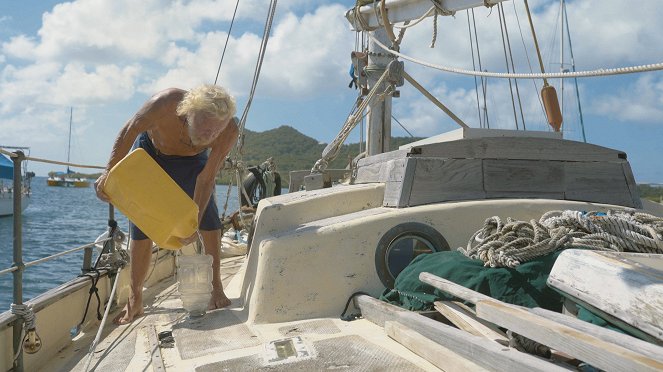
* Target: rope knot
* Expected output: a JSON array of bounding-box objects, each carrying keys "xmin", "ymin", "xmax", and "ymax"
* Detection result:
[
  {"xmin": 11, "ymin": 303, "xmax": 36, "ymax": 330},
  {"xmin": 98, "ymin": 249, "xmax": 130, "ymax": 271}
]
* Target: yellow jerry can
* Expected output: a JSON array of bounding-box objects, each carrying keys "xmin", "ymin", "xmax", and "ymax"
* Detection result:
[{"xmin": 103, "ymin": 148, "xmax": 198, "ymax": 250}]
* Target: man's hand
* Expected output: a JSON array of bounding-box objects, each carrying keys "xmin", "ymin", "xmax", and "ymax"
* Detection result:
[{"xmin": 94, "ymin": 172, "xmax": 110, "ymax": 202}]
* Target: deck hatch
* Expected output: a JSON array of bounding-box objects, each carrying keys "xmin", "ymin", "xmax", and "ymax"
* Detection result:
[
  {"xmin": 173, "ymin": 310, "xmax": 260, "ymax": 360},
  {"xmin": 264, "ymin": 336, "xmax": 311, "ymax": 364}
]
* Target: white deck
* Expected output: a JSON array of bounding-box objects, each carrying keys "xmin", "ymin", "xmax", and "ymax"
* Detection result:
[{"xmin": 47, "ymin": 256, "xmax": 439, "ymax": 371}]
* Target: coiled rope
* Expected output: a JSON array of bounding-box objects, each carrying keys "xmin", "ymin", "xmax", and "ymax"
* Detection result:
[{"xmin": 460, "ymin": 209, "xmax": 663, "ymax": 268}]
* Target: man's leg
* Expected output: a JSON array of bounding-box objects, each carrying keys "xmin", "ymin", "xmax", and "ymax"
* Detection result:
[
  {"xmin": 201, "ymin": 229, "xmax": 232, "ymax": 310},
  {"xmin": 114, "ymin": 238, "xmax": 152, "ymax": 325}
]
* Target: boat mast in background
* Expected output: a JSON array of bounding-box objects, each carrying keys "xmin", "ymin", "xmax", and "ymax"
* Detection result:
[
  {"xmin": 46, "ymin": 107, "xmax": 90, "ymax": 187},
  {"xmin": 66, "ymin": 107, "xmax": 73, "ymax": 174}
]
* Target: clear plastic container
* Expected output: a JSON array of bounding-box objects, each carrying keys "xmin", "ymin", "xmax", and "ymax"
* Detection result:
[
  {"xmin": 103, "ymin": 148, "xmax": 199, "ymax": 249},
  {"xmin": 177, "ymin": 254, "xmax": 213, "ymax": 317}
]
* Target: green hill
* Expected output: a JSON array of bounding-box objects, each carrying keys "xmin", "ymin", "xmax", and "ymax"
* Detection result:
[{"xmin": 218, "ymin": 125, "xmax": 421, "ymax": 186}]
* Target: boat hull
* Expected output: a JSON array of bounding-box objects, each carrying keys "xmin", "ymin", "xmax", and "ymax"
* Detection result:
[
  {"xmin": 46, "ymin": 178, "xmax": 63, "ymax": 186},
  {"xmin": 47, "ymin": 178, "xmax": 90, "ymax": 187},
  {"xmin": 0, "ymin": 193, "xmax": 29, "ymax": 216}
]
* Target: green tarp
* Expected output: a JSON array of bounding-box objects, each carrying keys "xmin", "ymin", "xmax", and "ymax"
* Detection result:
[
  {"xmin": 380, "ymin": 250, "xmax": 634, "ymax": 337},
  {"xmin": 381, "ymin": 250, "xmax": 565, "ymax": 311}
]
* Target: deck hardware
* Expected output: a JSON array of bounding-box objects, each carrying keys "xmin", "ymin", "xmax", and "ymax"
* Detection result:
[
  {"xmin": 264, "ymin": 336, "xmax": 312, "ymax": 365},
  {"xmin": 22, "ymin": 330, "xmax": 41, "ymax": 354},
  {"xmin": 158, "ymin": 330, "xmax": 175, "ymax": 348}
]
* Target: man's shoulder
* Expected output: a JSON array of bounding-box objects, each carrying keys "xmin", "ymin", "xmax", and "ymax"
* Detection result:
[{"xmin": 152, "ymin": 88, "xmax": 186, "ymax": 105}]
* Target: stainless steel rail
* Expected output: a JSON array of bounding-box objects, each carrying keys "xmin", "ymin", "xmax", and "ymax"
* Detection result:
[
  {"xmin": 0, "ymin": 239, "xmax": 112, "ymax": 277},
  {"xmin": 1, "ymin": 149, "xmax": 114, "ymax": 372}
]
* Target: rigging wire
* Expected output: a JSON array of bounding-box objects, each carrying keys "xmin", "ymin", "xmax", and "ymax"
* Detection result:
[
  {"xmin": 500, "ymin": 3, "xmax": 527, "ymax": 130},
  {"xmin": 466, "ymin": 10, "xmax": 483, "ymax": 127},
  {"xmin": 220, "ymin": 0, "xmax": 277, "ymax": 218},
  {"xmin": 471, "ymin": 9, "xmax": 490, "ymax": 128},
  {"xmin": 563, "ymin": 1, "xmax": 587, "ymax": 142},
  {"xmin": 523, "ymin": 0, "xmax": 548, "ymax": 85},
  {"xmin": 545, "ymin": 4, "xmax": 562, "ymax": 75},
  {"xmin": 498, "ymin": 4, "xmax": 520, "ymax": 130},
  {"xmin": 235, "ymin": 0, "xmax": 277, "ymax": 143},
  {"xmin": 391, "ymin": 115, "xmax": 415, "ymax": 138},
  {"xmin": 512, "ymin": 0, "xmax": 545, "ymax": 124},
  {"xmin": 214, "ymin": 0, "xmax": 241, "ymax": 85}
]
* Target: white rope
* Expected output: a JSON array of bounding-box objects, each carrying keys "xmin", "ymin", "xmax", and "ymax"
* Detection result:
[
  {"xmin": 430, "ymin": 8, "xmax": 438, "ymax": 48},
  {"xmin": 10, "ymin": 303, "xmax": 37, "ymax": 362},
  {"xmin": 315, "ymin": 68, "xmax": 391, "ymax": 172},
  {"xmin": 0, "ymin": 147, "xmax": 104, "ymax": 169},
  {"xmin": 460, "ymin": 209, "xmax": 663, "ymax": 268},
  {"xmin": 368, "ymin": 33, "xmax": 663, "ymax": 79},
  {"xmin": 392, "ymin": 6, "xmax": 434, "ymax": 29},
  {"xmin": 84, "ymin": 267, "xmax": 123, "ymax": 372}
]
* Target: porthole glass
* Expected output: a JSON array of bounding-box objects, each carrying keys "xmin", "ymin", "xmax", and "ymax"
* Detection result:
[
  {"xmin": 385, "ymin": 235, "xmax": 436, "ymax": 280},
  {"xmin": 375, "ymin": 222, "xmax": 450, "ymax": 288}
]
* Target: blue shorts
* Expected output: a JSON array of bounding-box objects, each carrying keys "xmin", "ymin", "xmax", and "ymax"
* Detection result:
[{"xmin": 129, "ymin": 132, "xmax": 221, "ymax": 241}]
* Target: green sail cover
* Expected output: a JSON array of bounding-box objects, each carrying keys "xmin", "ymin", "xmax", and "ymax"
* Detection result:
[
  {"xmin": 380, "ymin": 250, "xmax": 565, "ymax": 312},
  {"xmin": 379, "ymin": 250, "xmax": 636, "ymax": 337}
]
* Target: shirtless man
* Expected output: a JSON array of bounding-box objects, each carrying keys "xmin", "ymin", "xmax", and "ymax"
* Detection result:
[{"xmin": 94, "ymin": 84, "xmax": 238, "ymax": 324}]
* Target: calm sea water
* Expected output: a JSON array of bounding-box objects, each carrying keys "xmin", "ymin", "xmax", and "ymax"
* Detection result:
[{"xmin": 0, "ymin": 176, "xmax": 243, "ymax": 311}]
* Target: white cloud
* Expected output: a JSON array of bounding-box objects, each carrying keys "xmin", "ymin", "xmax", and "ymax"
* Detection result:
[
  {"xmin": 590, "ymin": 75, "xmax": 663, "ymax": 123},
  {"xmin": 258, "ymin": 5, "xmax": 354, "ymax": 96},
  {"xmin": 146, "ymin": 4, "xmax": 354, "ymax": 98},
  {"xmin": 49, "ymin": 63, "xmax": 140, "ymax": 104},
  {"xmin": 2, "ymin": 35, "xmax": 37, "ymax": 60}
]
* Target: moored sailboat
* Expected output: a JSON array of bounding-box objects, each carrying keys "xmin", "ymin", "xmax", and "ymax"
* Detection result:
[{"xmin": 47, "ymin": 108, "xmax": 91, "ymax": 188}]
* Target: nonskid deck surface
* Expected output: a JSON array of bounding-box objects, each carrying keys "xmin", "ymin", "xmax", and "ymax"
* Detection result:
[{"xmin": 49, "ymin": 256, "xmax": 437, "ymax": 371}]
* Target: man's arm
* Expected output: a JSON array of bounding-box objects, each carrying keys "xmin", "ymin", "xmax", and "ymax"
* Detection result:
[
  {"xmin": 192, "ymin": 118, "xmax": 239, "ymax": 223},
  {"xmin": 94, "ymin": 90, "xmax": 175, "ymax": 201}
]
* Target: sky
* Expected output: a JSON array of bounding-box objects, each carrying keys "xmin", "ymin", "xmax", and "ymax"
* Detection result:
[{"xmin": 0, "ymin": 0, "xmax": 661, "ymax": 183}]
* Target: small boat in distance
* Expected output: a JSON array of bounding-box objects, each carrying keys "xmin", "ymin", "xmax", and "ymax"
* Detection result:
[
  {"xmin": 46, "ymin": 172, "xmax": 90, "ymax": 187},
  {"xmin": 47, "ymin": 107, "xmax": 91, "ymax": 188}
]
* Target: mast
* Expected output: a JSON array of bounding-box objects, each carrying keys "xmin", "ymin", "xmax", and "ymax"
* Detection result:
[
  {"xmin": 347, "ymin": 0, "xmax": 507, "ymax": 155},
  {"xmin": 366, "ymin": 29, "xmax": 392, "ymax": 155},
  {"xmin": 66, "ymin": 107, "xmax": 72, "ymax": 174}
]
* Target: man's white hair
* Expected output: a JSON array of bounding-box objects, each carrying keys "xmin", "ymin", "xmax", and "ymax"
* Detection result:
[{"xmin": 176, "ymin": 84, "xmax": 236, "ymax": 122}]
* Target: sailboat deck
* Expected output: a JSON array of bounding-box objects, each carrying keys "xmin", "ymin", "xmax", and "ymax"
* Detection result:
[{"xmin": 47, "ymin": 256, "xmax": 438, "ymax": 372}]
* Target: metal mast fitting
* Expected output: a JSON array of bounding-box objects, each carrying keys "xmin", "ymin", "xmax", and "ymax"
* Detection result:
[{"xmin": 346, "ymin": 0, "xmax": 508, "ymax": 31}]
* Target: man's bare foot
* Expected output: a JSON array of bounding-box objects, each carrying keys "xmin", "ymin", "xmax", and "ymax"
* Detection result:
[
  {"xmin": 113, "ymin": 297, "xmax": 144, "ymax": 325},
  {"xmin": 208, "ymin": 288, "xmax": 231, "ymax": 310}
]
